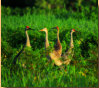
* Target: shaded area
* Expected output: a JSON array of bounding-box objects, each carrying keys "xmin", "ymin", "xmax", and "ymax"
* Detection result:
[
  {"xmin": 1, "ymin": 0, "xmax": 97, "ymax": 11},
  {"xmin": 80, "ymin": 34, "xmax": 98, "ymax": 57},
  {"xmin": 1, "ymin": 0, "xmax": 35, "ymax": 8}
]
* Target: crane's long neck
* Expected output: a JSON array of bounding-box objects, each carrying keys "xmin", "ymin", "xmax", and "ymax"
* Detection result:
[
  {"xmin": 57, "ymin": 29, "xmax": 59, "ymax": 41},
  {"xmin": 25, "ymin": 30, "xmax": 31, "ymax": 47},
  {"xmin": 70, "ymin": 32, "xmax": 74, "ymax": 48},
  {"xmin": 56, "ymin": 29, "xmax": 62, "ymax": 51},
  {"xmin": 57, "ymin": 29, "xmax": 61, "ymax": 45},
  {"xmin": 45, "ymin": 31, "xmax": 49, "ymax": 49}
]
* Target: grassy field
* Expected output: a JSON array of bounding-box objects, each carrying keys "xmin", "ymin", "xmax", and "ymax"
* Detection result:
[{"xmin": 1, "ymin": 11, "xmax": 98, "ymax": 87}]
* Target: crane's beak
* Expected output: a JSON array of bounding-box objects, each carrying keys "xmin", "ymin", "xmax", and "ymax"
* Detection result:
[
  {"xmin": 26, "ymin": 28, "xmax": 32, "ymax": 30},
  {"xmin": 39, "ymin": 29, "xmax": 44, "ymax": 32},
  {"xmin": 31, "ymin": 28, "xmax": 35, "ymax": 30},
  {"xmin": 75, "ymin": 30, "xmax": 78, "ymax": 32},
  {"xmin": 75, "ymin": 30, "xmax": 81, "ymax": 34},
  {"xmin": 27, "ymin": 28, "xmax": 36, "ymax": 31},
  {"xmin": 50, "ymin": 27, "xmax": 57, "ymax": 31},
  {"xmin": 51, "ymin": 27, "xmax": 57, "ymax": 29}
]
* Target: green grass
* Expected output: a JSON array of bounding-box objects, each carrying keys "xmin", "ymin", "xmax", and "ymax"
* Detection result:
[{"xmin": 1, "ymin": 11, "xmax": 98, "ymax": 87}]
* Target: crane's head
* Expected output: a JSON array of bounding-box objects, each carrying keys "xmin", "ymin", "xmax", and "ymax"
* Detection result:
[
  {"xmin": 39, "ymin": 28, "xmax": 48, "ymax": 33},
  {"xmin": 56, "ymin": 26, "xmax": 59, "ymax": 30},
  {"xmin": 25, "ymin": 26, "xmax": 32, "ymax": 31},
  {"xmin": 51, "ymin": 26, "xmax": 59, "ymax": 30},
  {"xmin": 71, "ymin": 29, "xmax": 78, "ymax": 33}
]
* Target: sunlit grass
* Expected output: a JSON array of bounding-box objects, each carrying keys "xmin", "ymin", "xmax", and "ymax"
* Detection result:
[{"xmin": 1, "ymin": 12, "xmax": 98, "ymax": 87}]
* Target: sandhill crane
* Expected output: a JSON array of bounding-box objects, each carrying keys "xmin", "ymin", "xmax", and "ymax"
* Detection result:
[
  {"xmin": 48, "ymin": 26, "xmax": 63, "ymax": 66},
  {"xmin": 62, "ymin": 29, "xmax": 77, "ymax": 65},
  {"xmin": 52, "ymin": 26, "xmax": 62, "ymax": 57},
  {"xmin": 39, "ymin": 28, "xmax": 49, "ymax": 49},
  {"xmin": 13, "ymin": 26, "xmax": 33, "ymax": 68},
  {"xmin": 39, "ymin": 28, "xmax": 51, "ymax": 60}
]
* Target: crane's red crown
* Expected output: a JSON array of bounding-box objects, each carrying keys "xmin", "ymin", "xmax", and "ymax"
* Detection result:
[
  {"xmin": 26, "ymin": 26, "xmax": 29, "ymax": 29},
  {"xmin": 72, "ymin": 29, "xmax": 75, "ymax": 31},
  {"xmin": 56, "ymin": 26, "xmax": 59, "ymax": 30}
]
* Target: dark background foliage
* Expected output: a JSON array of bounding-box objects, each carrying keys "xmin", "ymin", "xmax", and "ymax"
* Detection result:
[
  {"xmin": 2, "ymin": 0, "xmax": 97, "ymax": 10},
  {"xmin": 1, "ymin": 0, "xmax": 98, "ymax": 20}
]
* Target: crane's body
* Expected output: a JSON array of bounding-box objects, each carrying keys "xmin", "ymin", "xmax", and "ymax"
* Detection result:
[
  {"xmin": 54, "ymin": 26, "xmax": 62, "ymax": 56},
  {"xmin": 49, "ymin": 26, "xmax": 63, "ymax": 66},
  {"xmin": 49, "ymin": 51, "xmax": 63, "ymax": 66}
]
